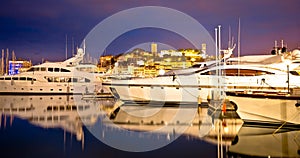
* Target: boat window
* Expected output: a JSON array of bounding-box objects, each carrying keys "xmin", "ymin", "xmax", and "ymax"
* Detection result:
[
  {"xmin": 78, "ymin": 105, "xmax": 84, "ymax": 111},
  {"xmin": 59, "ymin": 78, "xmax": 66, "ymax": 82},
  {"xmin": 72, "ymin": 106, "xmax": 77, "ymax": 110},
  {"xmin": 225, "ymin": 69, "xmax": 274, "ymax": 76},
  {"xmin": 27, "ymin": 67, "xmax": 34, "ymax": 72},
  {"xmin": 54, "ymin": 68, "xmax": 60, "ymax": 72},
  {"xmin": 200, "ymin": 71, "xmax": 216, "ymax": 75},
  {"xmin": 60, "ymin": 115, "xmax": 68, "ymax": 120},
  {"xmin": 46, "ymin": 77, "xmax": 70, "ymax": 83},
  {"xmin": 290, "ymin": 71, "xmax": 300, "ymax": 76},
  {"xmin": 27, "ymin": 67, "xmax": 40, "ymax": 72},
  {"xmin": 27, "ymin": 77, "xmax": 36, "ymax": 81},
  {"xmin": 25, "ymin": 107, "xmax": 32, "ymax": 111},
  {"xmin": 20, "ymin": 77, "xmax": 26, "ymax": 80},
  {"xmin": 47, "ymin": 77, "xmax": 54, "ymax": 82},
  {"xmin": 71, "ymin": 78, "xmax": 78, "ymax": 82},
  {"xmin": 48, "ymin": 68, "xmax": 53, "ymax": 72},
  {"xmin": 32, "ymin": 117, "xmax": 38, "ymax": 121},
  {"xmin": 40, "ymin": 67, "xmax": 46, "ymax": 71},
  {"xmin": 85, "ymin": 78, "xmax": 90, "ymax": 83},
  {"xmin": 47, "ymin": 116, "xmax": 52, "ymax": 121},
  {"xmin": 4, "ymin": 77, "xmax": 11, "ymax": 80},
  {"xmin": 200, "ymin": 68, "xmax": 274, "ymax": 76},
  {"xmin": 66, "ymin": 106, "xmax": 71, "ymax": 110},
  {"xmin": 0, "ymin": 77, "xmax": 3, "ymax": 80},
  {"xmin": 47, "ymin": 106, "xmax": 52, "ymax": 111},
  {"xmin": 73, "ymin": 77, "xmax": 90, "ymax": 83},
  {"xmin": 53, "ymin": 106, "xmax": 58, "ymax": 111},
  {"xmin": 39, "ymin": 117, "xmax": 45, "ymax": 121},
  {"xmin": 61, "ymin": 68, "xmax": 70, "ymax": 72},
  {"xmin": 54, "ymin": 77, "xmax": 60, "ymax": 82},
  {"xmin": 59, "ymin": 106, "xmax": 64, "ymax": 111},
  {"xmin": 78, "ymin": 78, "xmax": 85, "ymax": 82},
  {"xmin": 53, "ymin": 116, "xmax": 59, "ymax": 121},
  {"xmin": 12, "ymin": 77, "xmax": 18, "ymax": 80}
]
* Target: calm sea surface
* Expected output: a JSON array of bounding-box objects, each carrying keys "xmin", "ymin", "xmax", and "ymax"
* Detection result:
[{"xmin": 0, "ymin": 95, "xmax": 299, "ymax": 158}]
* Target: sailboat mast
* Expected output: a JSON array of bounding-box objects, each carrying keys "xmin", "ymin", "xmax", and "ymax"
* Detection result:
[
  {"xmin": 218, "ymin": 25, "xmax": 221, "ymax": 77},
  {"xmin": 12, "ymin": 50, "xmax": 16, "ymax": 61},
  {"xmin": 215, "ymin": 27, "xmax": 218, "ymax": 76},
  {"xmin": 238, "ymin": 18, "xmax": 241, "ymax": 76},
  {"xmin": 72, "ymin": 37, "xmax": 74, "ymax": 57},
  {"xmin": 228, "ymin": 26, "xmax": 231, "ymax": 49},
  {"xmin": 1, "ymin": 49, "xmax": 4, "ymax": 75},
  {"xmin": 6, "ymin": 48, "xmax": 9, "ymax": 75},
  {"xmin": 65, "ymin": 34, "xmax": 68, "ymax": 60}
]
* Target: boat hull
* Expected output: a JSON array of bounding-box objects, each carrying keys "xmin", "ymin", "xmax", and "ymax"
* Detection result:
[
  {"xmin": 227, "ymin": 94, "xmax": 300, "ymax": 124},
  {"xmin": 105, "ymin": 75, "xmax": 214, "ymax": 105},
  {"xmin": 0, "ymin": 80, "xmax": 110, "ymax": 95}
]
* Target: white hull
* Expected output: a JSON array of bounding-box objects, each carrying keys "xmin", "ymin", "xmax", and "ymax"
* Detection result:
[
  {"xmin": 108, "ymin": 75, "xmax": 212, "ymax": 104},
  {"xmin": 106, "ymin": 63, "xmax": 300, "ymax": 104},
  {"xmin": 227, "ymin": 95, "xmax": 300, "ymax": 124},
  {"xmin": 0, "ymin": 80, "xmax": 98, "ymax": 94}
]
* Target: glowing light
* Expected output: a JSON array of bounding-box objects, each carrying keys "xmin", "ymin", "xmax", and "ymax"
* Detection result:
[
  {"xmin": 223, "ymin": 126, "xmax": 229, "ymax": 133},
  {"xmin": 158, "ymin": 69, "xmax": 165, "ymax": 75}
]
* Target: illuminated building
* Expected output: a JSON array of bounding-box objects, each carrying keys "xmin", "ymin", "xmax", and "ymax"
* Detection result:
[
  {"xmin": 99, "ymin": 55, "xmax": 114, "ymax": 67},
  {"xmin": 8, "ymin": 60, "xmax": 32, "ymax": 75},
  {"xmin": 151, "ymin": 42, "xmax": 157, "ymax": 54}
]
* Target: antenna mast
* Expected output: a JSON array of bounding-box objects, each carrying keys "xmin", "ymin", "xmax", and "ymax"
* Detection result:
[
  {"xmin": 1, "ymin": 49, "xmax": 4, "ymax": 75},
  {"xmin": 65, "ymin": 34, "xmax": 68, "ymax": 60},
  {"xmin": 228, "ymin": 26, "xmax": 231, "ymax": 49},
  {"xmin": 6, "ymin": 48, "xmax": 9, "ymax": 75},
  {"xmin": 72, "ymin": 37, "xmax": 74, "ymax": 57},
  {"xmin": 238, "ymin": 18, "xmax": 241, "ymax": 59},
  {"xmin": 238, "ymin": 18, "xmax": 241, "ymax": 76}
]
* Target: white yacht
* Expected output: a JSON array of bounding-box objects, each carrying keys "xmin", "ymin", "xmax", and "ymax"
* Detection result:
[
  {"xmin": 103, "ymin": 49, "xmax": 300, "ymax": 124},
  {"xmin": 0, "ymin": 48, "xmax": 111, "ymax": 95},
  {"xmin": 104, "ymin": 51, "xmax": 300, "ymax": 102}
]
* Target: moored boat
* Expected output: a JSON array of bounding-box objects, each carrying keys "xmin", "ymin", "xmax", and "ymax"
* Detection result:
[{"xmin": 0, "ymin": 47, "xmax": 111, "ymax": 95}]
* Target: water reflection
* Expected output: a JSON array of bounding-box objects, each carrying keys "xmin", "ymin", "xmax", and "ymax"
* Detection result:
[
  {"xmin": 87, "ymin": 101, "xmax": 242, "ymax": 152},
  {"xmin": 0, "ymin": 95, "xmax": 299, "ymax": 157},
  {"xmin": 229, "ymin": 123, "xmax": 300, "ymax": 157},
  {"xmin": 0, "ymin": 95, "xmax": 112, "ymax": 142}
]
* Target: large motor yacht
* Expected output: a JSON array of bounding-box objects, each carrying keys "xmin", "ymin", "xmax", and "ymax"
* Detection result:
[
  {"xmin": 0, "ymin": 48, "xmax": 110, "ymax": 95},
  {"xmin": 103, "ymin": 49, "xmax": 300, "ymax": 124},
  {"xmin": 104, "ymin": 50, "xmax": 300, "ymax": 102}
]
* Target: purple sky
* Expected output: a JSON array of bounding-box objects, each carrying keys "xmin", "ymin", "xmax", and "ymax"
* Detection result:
[{"xmin": 0, "ymin": 0, "xmax": 299, "ymax": 63}]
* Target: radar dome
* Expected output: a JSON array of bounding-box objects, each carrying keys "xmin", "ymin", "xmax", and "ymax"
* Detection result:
[
  {"xmin": 292, "ymin": 49, "xmax": 300, "ymax": 55},
  {"xmin": 292, "ymin": 49, "xmax": 300, "ymax": 60},
  {"xmin": 77, "ymin": 48, "xmax": 84, "ymax": 55}
]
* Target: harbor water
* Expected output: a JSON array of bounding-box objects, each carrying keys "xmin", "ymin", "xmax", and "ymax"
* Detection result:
[{"xmin": 0, "ymin": 95, "xmax": 299, "ymax": 158}]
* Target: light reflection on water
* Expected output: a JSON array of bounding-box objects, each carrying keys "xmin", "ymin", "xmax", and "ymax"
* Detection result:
[{"xmin": 0, "ymin": 95, "xmax": 299, "ymax": 158}]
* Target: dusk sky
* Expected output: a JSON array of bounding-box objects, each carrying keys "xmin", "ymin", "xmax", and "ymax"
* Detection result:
[{"xmin": 0, "ymin": 0, "xmax": 299, "ymax": 64}]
